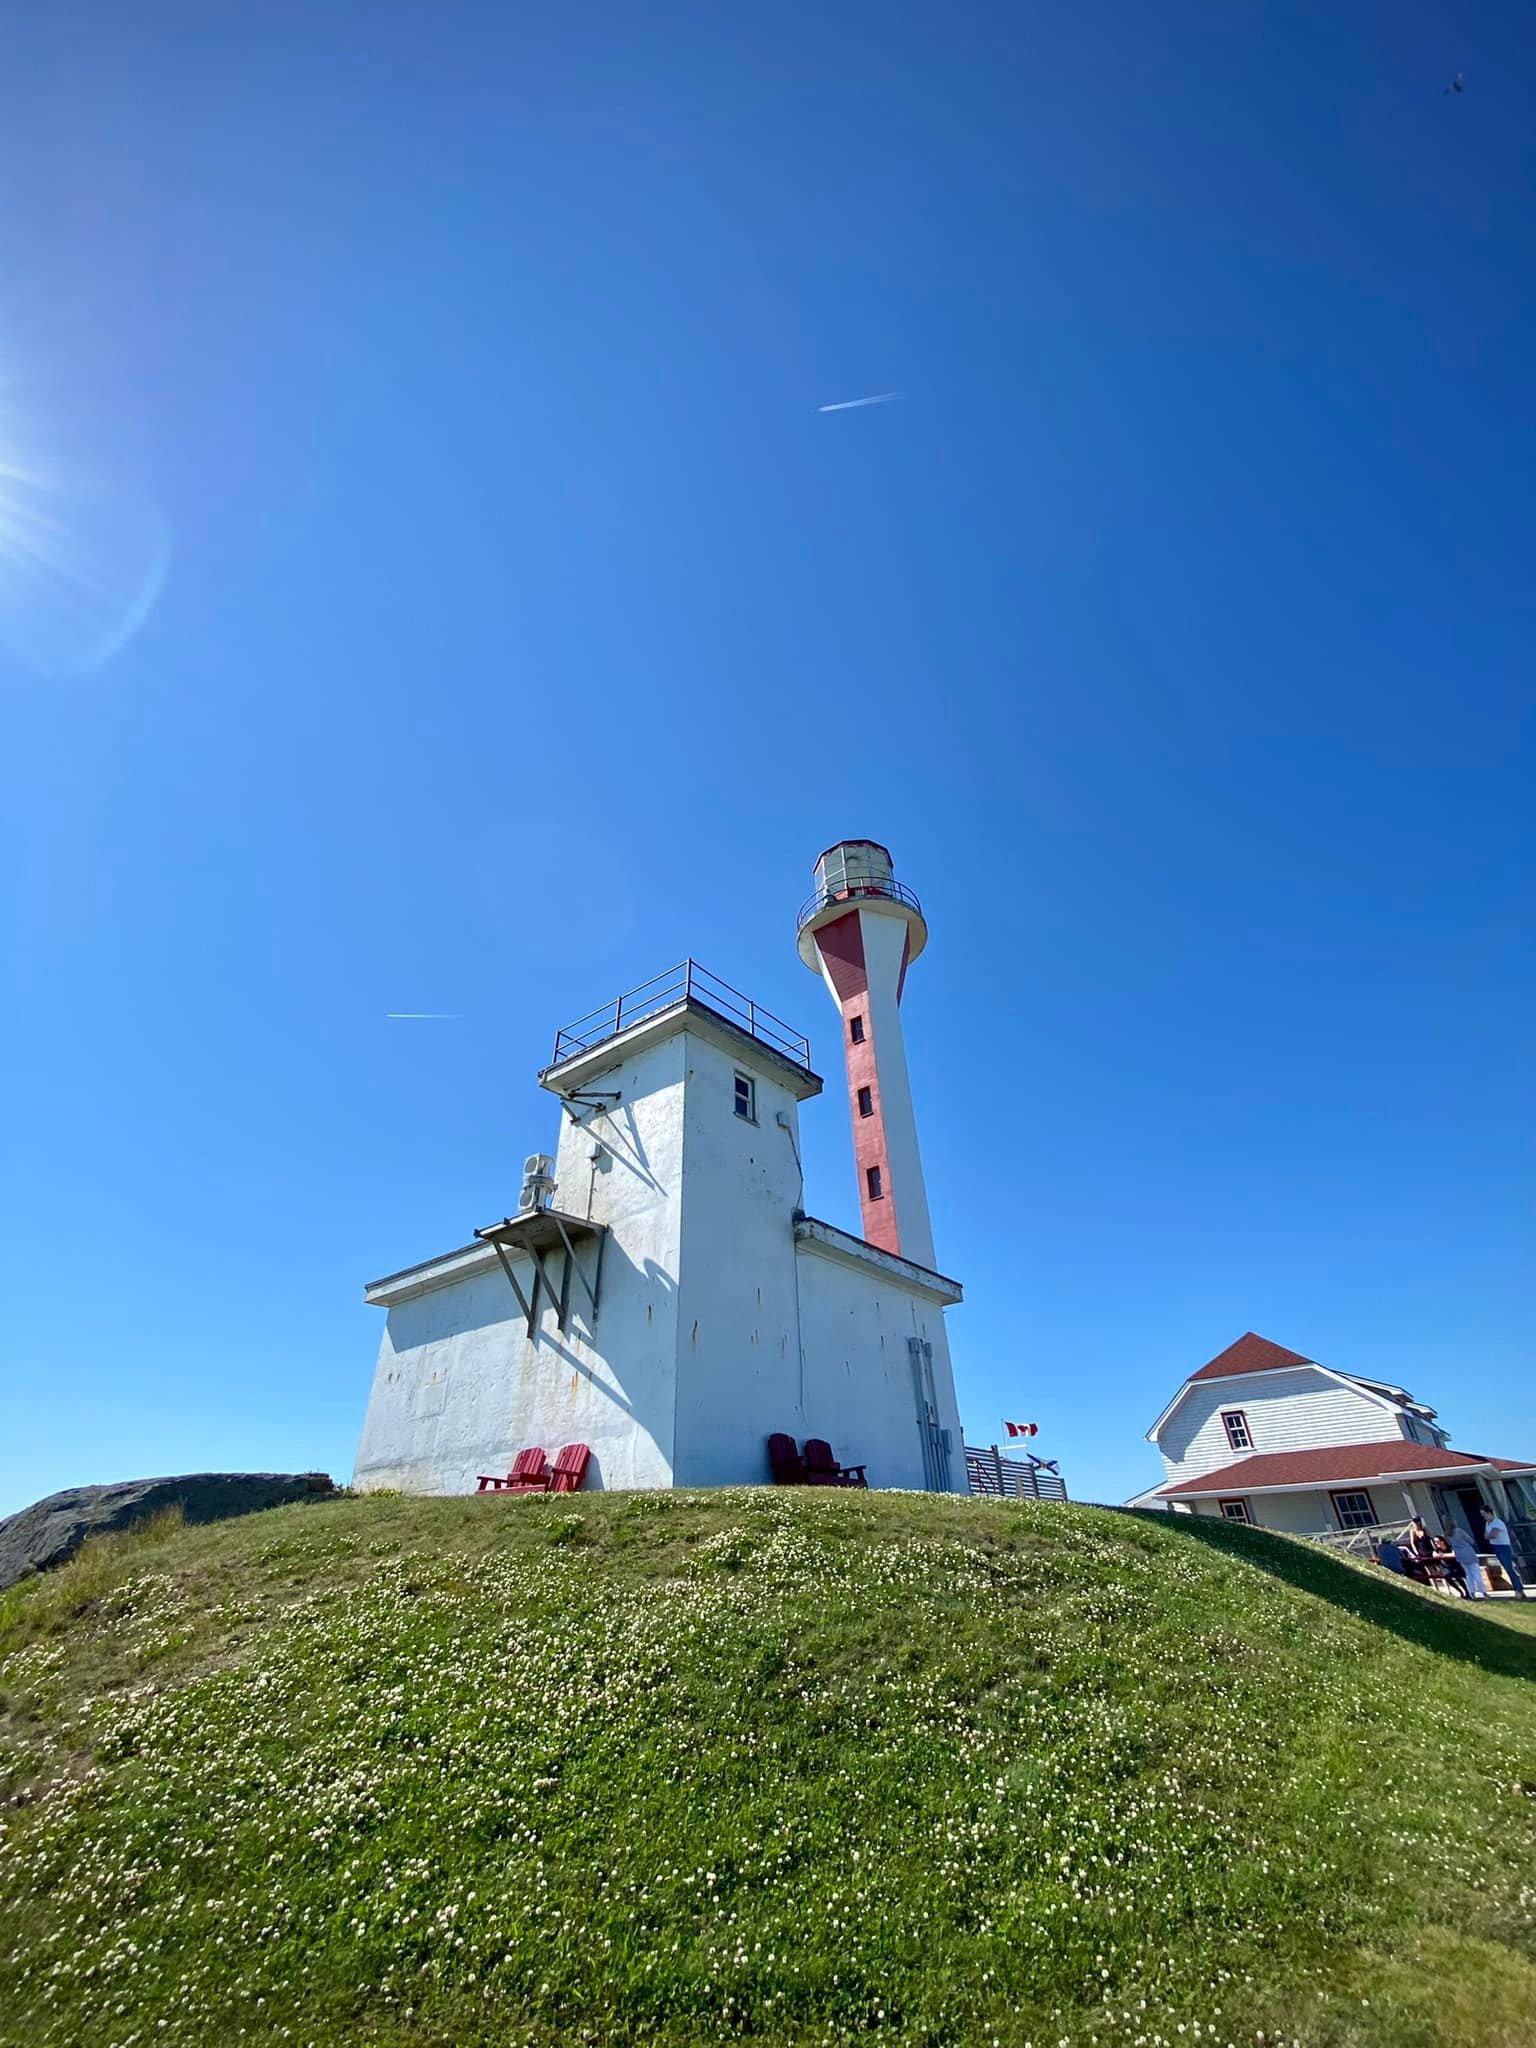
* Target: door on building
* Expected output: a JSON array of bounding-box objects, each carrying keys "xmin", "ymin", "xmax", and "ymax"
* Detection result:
[
  {"xmin": 1451, "ymin": 1486, "xmax": 1490, "ymax": 1547},
  {"xmin": 907, "ymin": 1337, "xmax": 952, "ymax": 1492}
]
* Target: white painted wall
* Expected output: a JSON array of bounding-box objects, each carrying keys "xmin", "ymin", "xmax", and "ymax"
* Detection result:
[
  {"xmin": 793, "ymin": 1242, "xmax": 964, "ymax": 1491},
  {"xmin": 671, "ymin": 1029, "xmax": 807, "ymax": 1486},
  {"xmin": 1157, "ymin": 1369, "xmax": 1397, "ymax": 1482},
  {"xmin": 1189, "ymin": 1489, "xmax": 1348, "ymax": 1535},
  {"xmin": 354, "ymin": 1028, "xmax": 691, "ymax": 1495},
  {"xmin": 355, "ymin": 1002, "xmax": 966, "ymax": 1497}
]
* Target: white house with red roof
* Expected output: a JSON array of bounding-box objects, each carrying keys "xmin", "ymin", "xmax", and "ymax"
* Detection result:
[{"xmin": 1142, "ymin": 1332, "xmax": 1536, "ymax": 1562}]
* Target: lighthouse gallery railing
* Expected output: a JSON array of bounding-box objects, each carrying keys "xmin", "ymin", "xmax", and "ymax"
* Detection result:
[{"xmin": 548, "ymin": 960, "xmax": 812, "ymax": 1073}]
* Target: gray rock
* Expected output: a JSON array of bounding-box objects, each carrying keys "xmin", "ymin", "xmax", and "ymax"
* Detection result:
[{"xmin": 0, "ymin": 1472, "xmax": 336, "ymax": 1593}]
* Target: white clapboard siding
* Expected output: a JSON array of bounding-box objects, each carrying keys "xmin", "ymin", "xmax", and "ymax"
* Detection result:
[{"xmin": 1158, "ymin": 1368, "xmax": 1402, "ymax": 1482}]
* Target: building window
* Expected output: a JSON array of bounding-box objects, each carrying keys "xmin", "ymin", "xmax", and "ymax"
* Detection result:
[
  {"xmin": 733, "ymin": 1073, "xmax": 756, "ymax": 1123},
  {"xmin": 849, "ymin": 1014, "xmax": 866, "ymax": 1044},
  {"xmin": 866, "ymin": 1164, "xmax": 884, "ymax": 1200},
  {"xmin": 857, "ymin": 1085, "xmax": 874, "ymax": 1118},
  {"xmin": 1221, "ymin": 1410, "xmax": 1252, "ymax": 1451},
  {"xmin": 1331, "ymin": 1489, "xmax": 1377, "ymax": 1531},
  {"xmin": 1218, "ymin": 1498, "xmax": 1253, "ymax": 1523}
]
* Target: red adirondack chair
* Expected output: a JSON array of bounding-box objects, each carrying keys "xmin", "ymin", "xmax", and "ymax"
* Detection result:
[
  {"xmin": 548, "ymin": 1443, "xmax": 591, "ymax": 1494},
  {"xmin": 477, "ymin": 1447, "xmax": 551, "ymax": 1492},
  {"xmin": 507, "ymin": 1447, "xmax": 552, "ymax": 1492},
  {"xmin": 803, "ymin": 1438, "xmax": 868, "ymax": 1489},
  {"xmin": 767, "ymin": 1432, "xmax": 808, "ymax": 1485}
]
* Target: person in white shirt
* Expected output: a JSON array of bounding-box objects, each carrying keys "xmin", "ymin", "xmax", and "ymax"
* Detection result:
[{"xmin": 1482, "ymin": 1512, "xmax": 1527, "ymax": 1599}]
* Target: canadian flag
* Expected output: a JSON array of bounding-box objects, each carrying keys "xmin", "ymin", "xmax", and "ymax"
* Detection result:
[{"xmin": 1003, "ymin": 1420, "xmax": 1038, "ymax": 1439}]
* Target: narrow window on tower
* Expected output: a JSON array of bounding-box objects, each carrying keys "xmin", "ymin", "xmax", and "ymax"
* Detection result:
[
  {"xmin": 849, "ymin": 1014, "xmax": 866, "ymax": 1044},
  {"xmin": 857, "ymin": 1085, "xmax": 874, "ymax": 1118},
  {"xmin": 734, "ymin": 1073, "xmax": 756, "ymax": 1123},
  {"xmin": 866, "ymin": 1164, "xmax": 884, "ymax": 1200}
]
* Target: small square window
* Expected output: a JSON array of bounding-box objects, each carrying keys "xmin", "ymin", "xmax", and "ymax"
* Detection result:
[
  {"xmin": 1331, "ymin": 1489, "xmax": 1377, "ymax": 1531},
  {"xmin": 849, "ymin": 1014, "xmax": 866, "ymax": 1044},
  {"xmin": 857, "ymin": 1085, "xmax": 874, "ymax": 1118},
  {"xmin": 1218, "ymin": 1498, "xmax": 1253, "ymax": 1523},
  {"xmin": 733, "ymin": 1073, "xmax": 756, "ymax": 1122},
  {"xmin": 866, "ymin": 1164, "xmax": 884, "ymax": 1200},
  {"xmin": 1221, "ymin": 1410, "xmax": 1252, "ymax": 1451}
]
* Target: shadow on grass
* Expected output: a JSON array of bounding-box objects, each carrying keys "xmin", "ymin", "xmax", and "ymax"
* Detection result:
[{"xmin": 1138, "ymin": 1510, "xmax": 1536, "ymax": 1683}]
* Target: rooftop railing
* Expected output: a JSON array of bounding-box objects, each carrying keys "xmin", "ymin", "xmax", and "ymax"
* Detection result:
[
  {"xmin": 796, "ymin": 874, "xmax": 923, "ymax": 932},
  {"xmin": 548, "ymin": 959, "xmax": 812, "ymax": 1073}
]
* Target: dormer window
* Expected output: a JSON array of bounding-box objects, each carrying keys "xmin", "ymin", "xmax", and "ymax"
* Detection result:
[{"xmin": 1221, "ymin": 1410, "xmax": 1252, "ymax": 1452}]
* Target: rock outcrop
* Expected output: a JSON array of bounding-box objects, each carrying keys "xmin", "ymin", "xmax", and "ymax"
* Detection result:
[{"xmin": 0, "ymin": 1472, "xmax": 335, "ymax": 1592}]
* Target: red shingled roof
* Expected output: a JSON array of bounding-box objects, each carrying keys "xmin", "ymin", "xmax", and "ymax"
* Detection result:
[
  {"xmin": 1188, "ymin": 1332, "xmax": 1318, "ymax": 1384},
  {"xmin": 1159, "ymin": 1439, "xmax": 1536, "ymax": 1498}
]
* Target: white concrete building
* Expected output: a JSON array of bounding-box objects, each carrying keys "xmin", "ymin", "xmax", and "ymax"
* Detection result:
[
  {"xmin": 1141, "ymin": 1331, "xmax": 1536, "ymax": 1560},
  {"xmin": 355, "ymin": 847, "xmax": 966, "ymax": 1495}
]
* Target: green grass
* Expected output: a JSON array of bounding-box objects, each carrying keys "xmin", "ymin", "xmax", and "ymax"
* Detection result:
[{"xmin": 1, "ymin": 1491, "xmax": 1534, "ymax": 2048}]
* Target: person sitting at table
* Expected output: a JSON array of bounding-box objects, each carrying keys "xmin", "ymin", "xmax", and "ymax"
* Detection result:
[{"xmin": 1399, "ymin": 1517, "xmax": 1436, "ymax": 1580}]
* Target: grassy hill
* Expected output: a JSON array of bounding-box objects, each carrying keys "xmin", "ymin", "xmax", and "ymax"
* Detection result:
[{"xmin": 2, "ymin": 1490, "xmax": 1534, "ymax": 2048}]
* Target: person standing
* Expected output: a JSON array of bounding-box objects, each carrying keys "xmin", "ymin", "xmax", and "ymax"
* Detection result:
[
  {"xmin": 1449, "ymin": 1523, "xmax": 1485, "ymax": 1600},
  {"xmin": 1430, "ymin": 1535, "xmax": 1471, "ymax": 1597},
  {"xmin": 1482, "ymin": 1510, "xmax": 1527, "ymax": 1599}
]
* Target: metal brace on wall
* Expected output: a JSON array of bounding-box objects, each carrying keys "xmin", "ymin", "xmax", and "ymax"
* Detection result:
[{"xmin": 485, "ymin": 1217, "xmax": 606, "ymax": 1342}]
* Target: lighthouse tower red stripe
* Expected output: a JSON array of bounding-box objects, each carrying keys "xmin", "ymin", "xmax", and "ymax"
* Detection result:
[{"xmin": 813, "ymin": 909, "xmax": 901, "ymax": 1255}]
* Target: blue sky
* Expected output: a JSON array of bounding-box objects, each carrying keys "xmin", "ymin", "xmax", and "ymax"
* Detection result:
[{"xmin": 3, "ymin": 0, "xmax": 1533, "ymax": 1518}]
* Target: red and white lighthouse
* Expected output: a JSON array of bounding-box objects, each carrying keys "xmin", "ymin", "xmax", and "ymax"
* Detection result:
[{"xmin": 797, "ymin": 841, "xmax": 936, "ymax": 1269}]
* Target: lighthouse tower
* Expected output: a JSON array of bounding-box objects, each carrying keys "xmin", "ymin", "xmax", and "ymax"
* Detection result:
[{"xmin": 797, "ymin": 841, "xmax": 936, "ymax": 1269}]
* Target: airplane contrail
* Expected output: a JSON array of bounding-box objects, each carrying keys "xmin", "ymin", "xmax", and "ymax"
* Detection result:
[
  {"xmin": 386, "ymin": 1012, "xmax": 460, "ymax": 1020},
  {"xmin": 818, "ymin": 391, "xmax": 905, "ymax": 413}
]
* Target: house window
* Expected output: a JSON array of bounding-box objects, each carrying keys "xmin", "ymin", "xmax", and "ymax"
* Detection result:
[
  {"xmin": 849, "ymin": 1014, "xmax": 866, "ymax": 1044},
  {"xmin": 733, "ymin": 1073, "xmax": 756, "ymax": 1123},
  {"xmin": 1218, "ymin": 1498, "xmax": 1253, "ymax": 1523},
  {"xmin": 1331, "ymin": 1489, "xmax": 1377, "ymax": 1531},
  {"xmin": 857, "ymin": 1085, "xmax": 874, "ymax": 1118},
  {"xmin": 866, "ymin": 1164, "xmax": 884, "ymax": 1200},
  {"xmin": 1221, "ymin": 1410, "xmax": 1252, "ymax": 1451}
]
